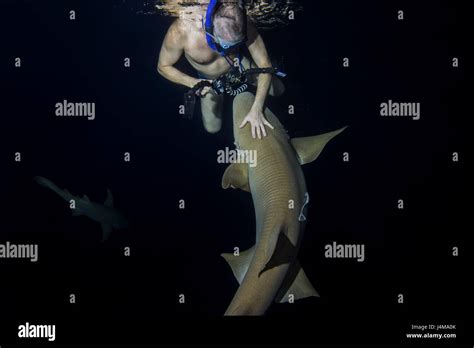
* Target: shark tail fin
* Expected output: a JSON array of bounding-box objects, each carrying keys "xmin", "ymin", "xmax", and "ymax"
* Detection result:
[
  {"xmin": 34, "ymin": 176, "xmax": 58, "ymax": 191},
  {"xmin": 221, "ymin": 245, "xmax": 256, "ymax": 284},
  {"xmin": 34, "ymin": 176, "xmax": 69, "ymax": 199},
  {"xmin": 275, "ymin": 261, "xmax": 319, "ymax": 303},
  {"xmin": 291, "ymin": 126, "xmax": 348, "ymax": 165}
]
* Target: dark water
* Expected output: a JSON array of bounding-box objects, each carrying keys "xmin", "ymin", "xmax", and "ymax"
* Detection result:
[
  {"xmin": 153, "ymin": 0, "xmax": 303, "ymax": 29},
  {"xmin": 0, "ymin": 0, "xmax": 468, "ymax": 344}
]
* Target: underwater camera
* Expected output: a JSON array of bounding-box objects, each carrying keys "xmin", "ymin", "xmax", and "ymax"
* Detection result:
[{"xmin": 182, "ymin": 66, "xmax": 285, "ymax": 119}]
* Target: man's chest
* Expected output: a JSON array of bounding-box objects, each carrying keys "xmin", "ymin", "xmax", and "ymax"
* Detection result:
[{"xmin": 184, "ymin": 31, "xmax": 219, "ymax": 65}]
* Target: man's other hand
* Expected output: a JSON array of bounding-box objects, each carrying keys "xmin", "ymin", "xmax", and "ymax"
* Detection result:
[{"xmin": 195, "ymin": 79, "xmax": 213, "ymax": 97}]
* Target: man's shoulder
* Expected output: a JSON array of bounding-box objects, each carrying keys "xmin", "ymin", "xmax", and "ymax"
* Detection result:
[
  {"xmin": 169, "ymin": 17, "xmax": 203, "ymax": 37},
  {"xmin": 163, "ymin": 19, "xmax": 189, "ymax": 48},
  {"xmin": 168, "ymin": 18, "xmax": 186, "ymax": 36}
]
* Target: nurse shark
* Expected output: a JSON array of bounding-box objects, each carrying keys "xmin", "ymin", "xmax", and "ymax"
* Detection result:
[{"xmin": 221, "ymin": 92, "xmax": 346, "ymax": 315}]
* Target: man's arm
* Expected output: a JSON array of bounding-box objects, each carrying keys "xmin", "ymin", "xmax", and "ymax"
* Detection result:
[
  {"xmin": 157, "ymin": 20, "xmax": 198, "ymax": 89},
  {"xmin": 239, "ymin": 21, "xmax": 274, "ymax": 139},
  {"xmin": 246, "ymin": 21, "xmax": 273, "ymax": 112}
]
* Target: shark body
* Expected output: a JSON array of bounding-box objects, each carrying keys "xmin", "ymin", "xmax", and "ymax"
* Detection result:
[
  {"xmin": 221, "ymin": 92, "xmax": 346, "ymax": 315},
  {"xmin": 34, "ymin": 176, "xmax": 128, "ymax": 241}
]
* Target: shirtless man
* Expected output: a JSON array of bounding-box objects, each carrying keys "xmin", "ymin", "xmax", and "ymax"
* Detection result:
[{"xmin": 157, "ymin": 0, "xmax": 284, "ymax": 139}]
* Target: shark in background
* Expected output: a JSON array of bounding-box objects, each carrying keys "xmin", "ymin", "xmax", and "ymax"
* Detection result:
[
  {"xmin": 34, "ymin": 176, "xmax": 129, "ymax": 241},
  {"xmin": 221, "ymin": 92, "xmax": 346, "ymax": 315}
]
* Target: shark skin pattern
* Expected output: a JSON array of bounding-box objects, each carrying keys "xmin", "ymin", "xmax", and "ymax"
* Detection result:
[
  {"xmin": 221, "ymin": 92, "xmax": 346, "ymax": 316},
  {"xmin": 34, "ymin": 176, "xmax": 128, "ymax": 241}
]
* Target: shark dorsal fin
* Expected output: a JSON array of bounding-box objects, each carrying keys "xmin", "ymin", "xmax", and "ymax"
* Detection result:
[
  {"xmin": 221, "ymin": 245, "xmax": 256, "ymax": 285},
  {"xmin": 291, "ymin": 126, "xmax": 347, "ymax": 165},
  {"xmin": 259, "ymin": 228, "xmax": 296, "ymax": 276},
  {"xmin": 104, "ymin": 189, "xmax": 114, "ymax": 207},
  {"xmin": 222, "ymin": 163, "xmax": 250, "ymax": 192},
  {"xmin": 83, "ymin": 194, "xmax": 90, "ymax": 202},
  {"xmin": 275, "ymin": 261, "xmax": 319, "ymax": 303}
]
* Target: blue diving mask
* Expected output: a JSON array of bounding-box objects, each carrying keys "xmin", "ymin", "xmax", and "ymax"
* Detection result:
[{"xmin": 205, "ymin": 31, "xmax": 246, "ymax": 55}]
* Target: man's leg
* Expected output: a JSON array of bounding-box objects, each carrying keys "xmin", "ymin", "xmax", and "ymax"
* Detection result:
[{"xmin": 200, "ymin": 92, "xmax": 224, "ymax": 134}]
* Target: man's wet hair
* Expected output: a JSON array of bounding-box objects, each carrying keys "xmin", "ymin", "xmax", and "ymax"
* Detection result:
[{"xmin": 213, "ymin": 2, "xmax": 246, "ymax": 43}]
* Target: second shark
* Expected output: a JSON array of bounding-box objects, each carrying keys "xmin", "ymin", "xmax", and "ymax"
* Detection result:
[{"xmin": 34, "ymin": 176, "xmax": 128, "ymax": 241}]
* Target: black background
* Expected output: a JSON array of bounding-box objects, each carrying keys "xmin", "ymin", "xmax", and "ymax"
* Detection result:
[{"xmin": 0, "ymin": 0, "xmax": 469, "ymax": 344}]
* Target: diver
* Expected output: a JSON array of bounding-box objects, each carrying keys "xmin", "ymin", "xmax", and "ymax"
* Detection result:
[{"xmin": 157, "ymin": 0, "xmax": 285, "ymax": 139}]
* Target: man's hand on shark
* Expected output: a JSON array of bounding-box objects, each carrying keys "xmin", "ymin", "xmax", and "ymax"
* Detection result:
[{"xmin": 239, "ymin": 107, "xmax": 274, "ymax": 139}]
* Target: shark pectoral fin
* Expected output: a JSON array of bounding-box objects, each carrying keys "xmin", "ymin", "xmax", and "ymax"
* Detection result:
[
  {"xmin": 275, "ymin": 261, "xmax": 319, "ymax": 303},
  {"xmin": 101, "ymin": 223, "xmax": 113, "ymax": 241},
  {"xmin": 221, "ymin": 163, "xmax": 250, "ymax": 192},
  {"xmin": 291, "ymin": 126, "xmax": 348, "ymax": 165},
  {"xmin": 104, "ymin": 189, "xmax": 114, "ymax": 207},
  {"xmin": 259, "ymin": 230, "xmax": 296, "ymax": 277},
  {"xmin": 221, "ymin": 245, "xmax": 256, "ymax": 284}
]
